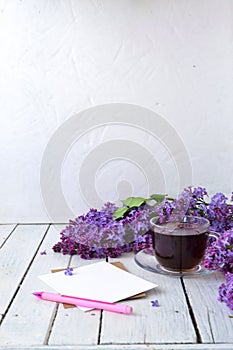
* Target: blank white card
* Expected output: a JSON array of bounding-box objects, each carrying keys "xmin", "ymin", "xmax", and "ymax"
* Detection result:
[{"xmin": 38, "ymin": 261, "xmax": 157, "ymax": 310}]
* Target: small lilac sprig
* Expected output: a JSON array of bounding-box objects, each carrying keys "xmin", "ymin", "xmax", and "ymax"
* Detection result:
[{"xmin": 64, "ymin": 268, "xmax": 74, "ymax": 276}]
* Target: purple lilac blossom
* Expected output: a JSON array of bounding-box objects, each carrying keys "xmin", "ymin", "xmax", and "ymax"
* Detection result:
[
  {"xmin": 207, "ymin": 193, "xmax": 233, "ymax": 232},
  {"xmin": 53, "ymin": 202, "xmax": 153, "ymax": 259},
  {"xmin": 168, "ymin": 187, "xmax": 192, "ymax": 222},
  {"xmin": 64, "ymin": 267, "xmax": 74, "ymax": 276},
  {"xmin": 154, "ymin": 198, "xmax": 175, "ymax": 223},
  {"xmin": 218, "ymin": 272, "xmax": 233, "ymax": 310},
  {"xmin": 203, "ymin": 230, "xmax": 233, "ymax": 273},
  {"xmin": 40, "ymin": 250, "xmax": 47, "ymax": 255},
  {"xmin": 186, "ymin": 186, "xmax": 208, "ymax": 217},
  {"xmin": 185, "ymin": 187, "xmax": 233, "ymax": 233},
  {"xmin": 155, "ymin": 186, "xmax": 208, "ymax": 224},
  {"xmin": 191, "ymin": 186, "xmax": 208, "ymax": 199},
  {"xmin": 151, "ymin": 299, "xmax": 159, "ymax": 307},
  {"xmin": 53, "ymin": 186, "xmax": 233, "ymax": 263}
]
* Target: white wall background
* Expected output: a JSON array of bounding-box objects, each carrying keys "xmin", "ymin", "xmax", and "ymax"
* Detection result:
[{"xmin": 0, "ymin": 0, "xmax": 232, "ymax": 223}]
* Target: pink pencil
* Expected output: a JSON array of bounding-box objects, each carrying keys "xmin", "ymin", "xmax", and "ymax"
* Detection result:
[{"xmin": 33, "ymin": 291, "xmax": 133, "ymax": 314}]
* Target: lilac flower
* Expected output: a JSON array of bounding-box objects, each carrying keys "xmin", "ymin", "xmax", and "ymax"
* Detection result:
[
  {"xmin": 52, "ymin": 187, "xmax": 233, "ymax": 268},
  {"xmin": 154, "ymin": 198, "xmax": 175, "ymax": 223},
  {"xmin": 155, "ymin": 187, "xmax": 207, "ymax": 223},
  {"xmin": 203, "ymin": 230, "xmax": 233, "ymax": 273},
  {"xmin": 218, "ymin": 273, "xmax": 233, "ymax": 310},
  {"xmin": 183, "ymin": 188, "xmax": 233, "ymax": 233},
  {"xmin": 186, "ymin": 186, "xmax": 208, "ymax": 216},
  {"xmin": 53, "ymin": 202, "xmax": 153, "ymax": 259},
  {"xmin": 40, "ymin": 250, "xmax": 47, "ymax": 255},
  {"xmin": 151, "ymin": 300, "xmax": 159, "ymax": 307},
  {"xmin": 207, "ymin": 193, "xmax": 233, "ymax": 232},
  {"xmin": 64, "ymin": 268, "xmax": 74, "ymax": 276},
  {"xmin": 192, "ymin": 186, "xmax": 208, "ymax": 199}
]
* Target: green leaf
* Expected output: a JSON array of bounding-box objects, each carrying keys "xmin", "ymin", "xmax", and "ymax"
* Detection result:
[
  {"xmin": 113, "ymin": 193, "xmax": 170, "ymax": 220},
  {"xmin": 113, "ymin": 206, "xmax": 129, "ymax": 220},
  {"xmin": 121, "ymin": 197, "xmax": 146, "ymax": 208},
  {"xmin": 149, "ymin": 194, "xmax": 167, "ymax": 202}
]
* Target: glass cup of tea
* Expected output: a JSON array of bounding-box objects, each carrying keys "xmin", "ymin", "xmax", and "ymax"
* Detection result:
[{"xmin": 150, "ymin": 215, "xmax": 218, "ymax": 273}]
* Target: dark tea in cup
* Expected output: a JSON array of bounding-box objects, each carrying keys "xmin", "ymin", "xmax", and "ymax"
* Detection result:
[{"xmin": 150, "ymin": 216, "xmax": 213, "ymax": 272}]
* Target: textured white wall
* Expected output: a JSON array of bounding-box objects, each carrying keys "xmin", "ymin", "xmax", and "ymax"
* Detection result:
[{"xmin": 0, "ymin": 0, "xmax": 232, "ymax": 223}]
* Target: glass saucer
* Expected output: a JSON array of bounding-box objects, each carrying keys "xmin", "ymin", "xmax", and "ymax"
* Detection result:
[{"xmin": 134, "ymin": 249, "xmax": 214, "ymax": 277}]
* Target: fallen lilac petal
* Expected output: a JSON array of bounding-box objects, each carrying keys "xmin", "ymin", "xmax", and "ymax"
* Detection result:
[
  {"xmin": 151, "ymin": 300, "xmax": 159, "ymax": 307},
  {"xmin": 40, "ymin": 250, "xmax": 47, "ymax": 255}
]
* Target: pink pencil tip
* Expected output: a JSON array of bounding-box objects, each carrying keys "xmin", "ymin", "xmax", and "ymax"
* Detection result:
[{"xmin": 33, "ymin": 292, "xmax": 42, "ymax": 297}]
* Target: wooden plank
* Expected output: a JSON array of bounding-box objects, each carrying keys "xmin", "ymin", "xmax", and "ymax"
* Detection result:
[
  {"xmin": 0, "ymin": 224, "xmax": 48, "ymax": 319},
  {"xmin": 183, "ymin": 271, "xmax": 233, "ymax": 343},
  {"xmin": 48, "ymin": 254, "xmax": 103, "ymax": 346},
  {"xmin": 0, "ymin": 225, "xmax": 70, "ymax": 346},
  {"xmin": 1, "ymin": 344, "xmax": 233, "ymax": 350},
  {"xmin": 48, "ymin": 295, "xmax": 101, "ymax": 346},
  {"xmin": 101, "ymin": 253, "xmax": 196, "ymax": 345},
  {"xmin": 0, "ymin": 224, "xmax": 17, "ymax": 247}
]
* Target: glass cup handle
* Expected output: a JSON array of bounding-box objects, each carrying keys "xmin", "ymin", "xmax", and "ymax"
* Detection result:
[{"xmin": 207, "ymin": 230, "xmax": 219, "ymax": 244}]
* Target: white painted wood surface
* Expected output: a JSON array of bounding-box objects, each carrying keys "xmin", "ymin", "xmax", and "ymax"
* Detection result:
[
  {"xmin": 0, "ymin": 225, "xmax": 70, "ymax": 346},
  {"xmin": 0, "ymin": 224, "xmax": 16, "ymax": 247},
  {"xmin": 103, "ymin": 254, "xmax": 196, "ymax": 344},
  {"xmin": 183, "ymin": 272, "xmax": 233, "ymax": 343},
  {"xmin": 0, "ymin": 225, "xmax": 48, "ymax": 323},
  {"xmin": 0, "ymin": 224, "xmax": 232, "ymax": 349}
]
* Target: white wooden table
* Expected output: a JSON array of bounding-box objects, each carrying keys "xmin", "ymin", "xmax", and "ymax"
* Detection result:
[{"xmin": 1, "ymin": 224, "xmax": 233, "ymax": 350}]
